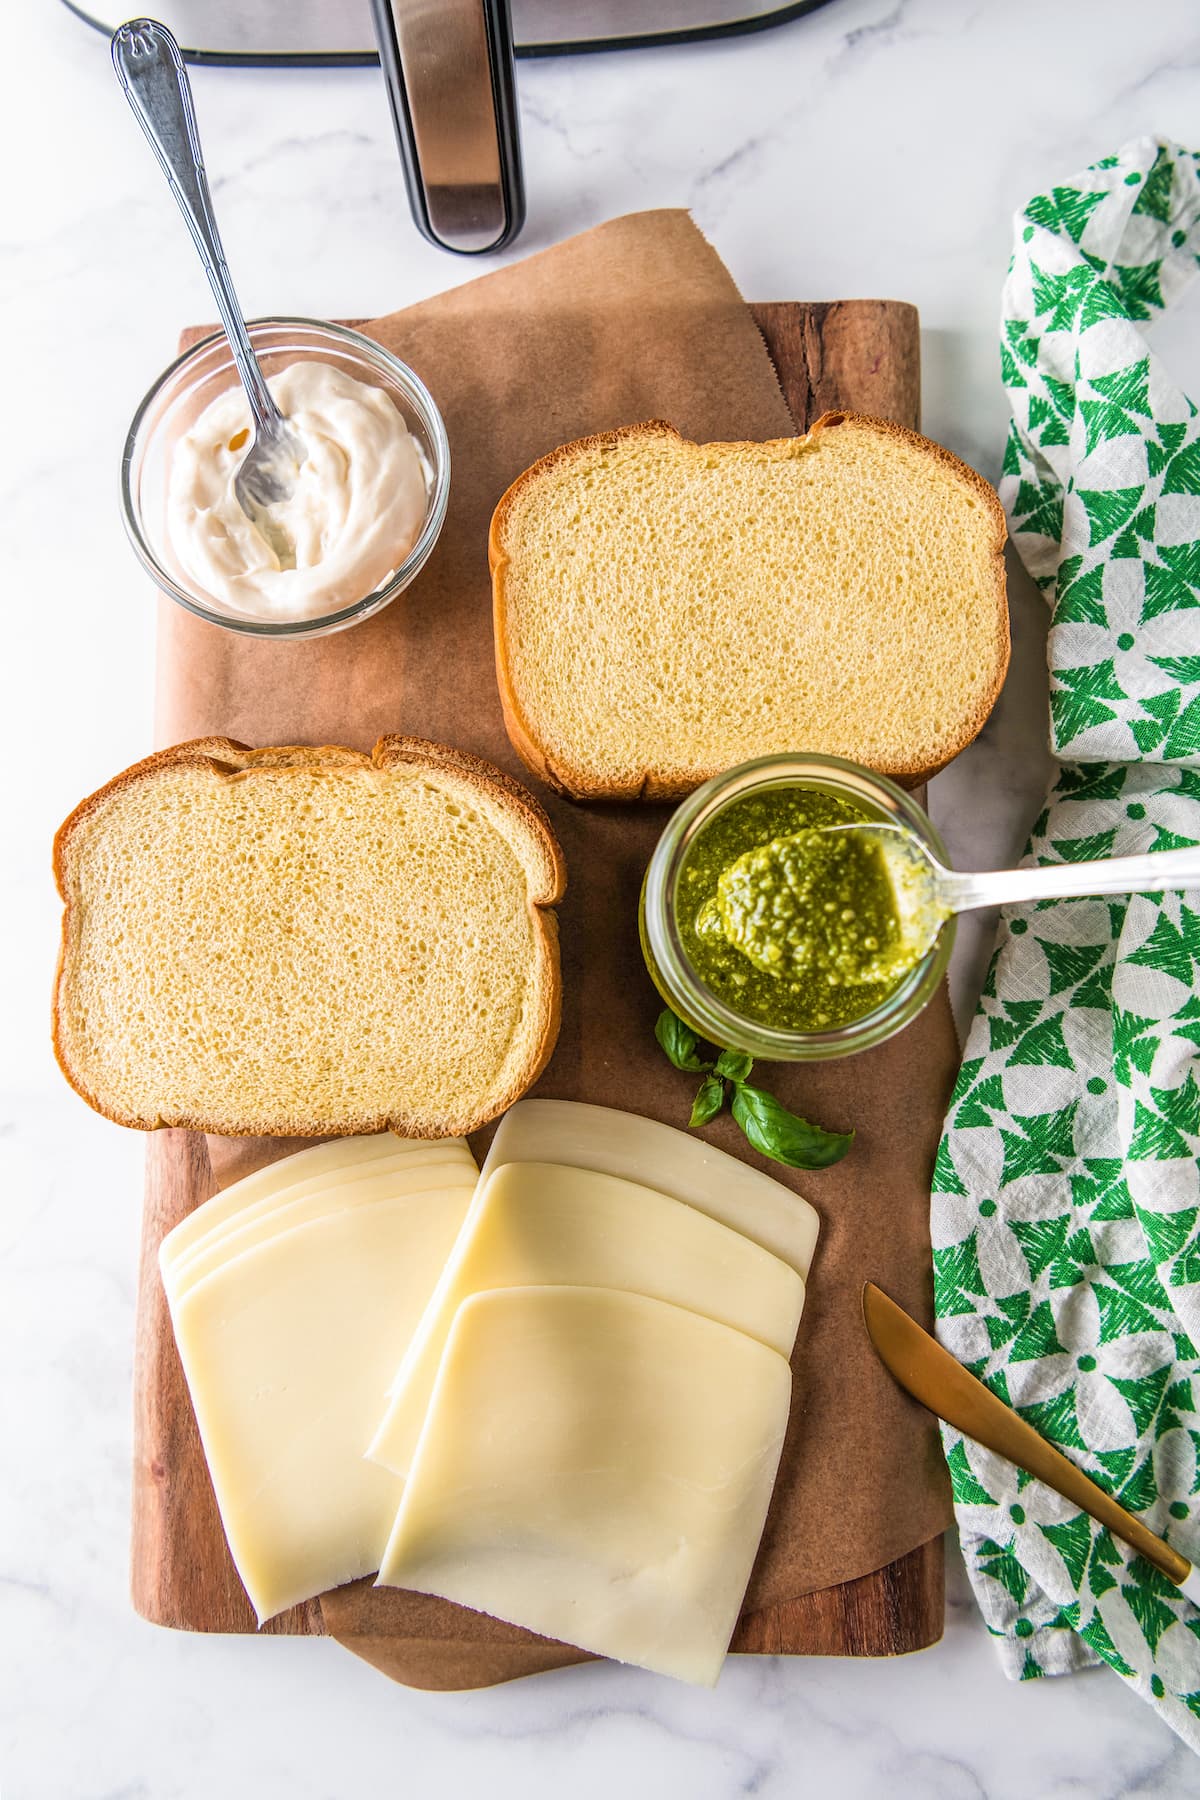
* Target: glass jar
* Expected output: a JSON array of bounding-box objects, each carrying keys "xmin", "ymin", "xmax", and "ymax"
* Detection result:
[
  {"xmin": 120, "ymin": 316, "xmax": 450, "ymax": 639},
  {"xmin": 640, "ymin": 753, "xmax": 956, "ymax": 1062}
]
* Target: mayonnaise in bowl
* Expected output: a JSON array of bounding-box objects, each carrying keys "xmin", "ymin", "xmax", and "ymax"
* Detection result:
[{"xmin": 165, "ymin": 359, "xmax": 430, "ymax": 623}]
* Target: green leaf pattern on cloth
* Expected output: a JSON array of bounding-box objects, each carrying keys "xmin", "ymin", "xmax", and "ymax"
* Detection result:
[
  {"xmin": 935, "ymin": 139, "xmax": 1200, "ymax": 1753},
  {"xmin": 1004, "ymin": 141, "xmax": 1200, "ymax": 764}
]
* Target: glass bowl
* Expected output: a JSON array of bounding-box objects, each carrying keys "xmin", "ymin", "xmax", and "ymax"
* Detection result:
[
  {"xmin": 640, "ymin": 753, "xmax": 956, "ymax": 1062},
  {"xmin": 120, "ymin": 317, "xmax": 451, "ymax": 638}
]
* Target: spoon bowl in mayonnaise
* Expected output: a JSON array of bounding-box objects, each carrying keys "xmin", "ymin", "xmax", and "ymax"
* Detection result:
[{"xmin": 122, "ymin": 317, "xmax": 451, "ymax": 638}]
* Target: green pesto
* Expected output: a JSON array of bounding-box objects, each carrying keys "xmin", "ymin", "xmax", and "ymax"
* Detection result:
[{"xmin": 677, "ymin": 786, "xmax": 908, "ymax": 1032}]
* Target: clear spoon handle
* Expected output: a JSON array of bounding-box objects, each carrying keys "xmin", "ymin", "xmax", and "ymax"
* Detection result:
[
  {"xmin": 111, "ymin": 18, "xmax": 281, "ymax": 437},
  {"xmin": 941, "ymin": 844, "xmax": 1200, "ymax": 914}
]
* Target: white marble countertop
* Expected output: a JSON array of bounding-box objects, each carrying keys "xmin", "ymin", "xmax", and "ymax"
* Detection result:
[{"xmin": 5, "ymin": 0, "xmax": 1200, "ymax": 1792}]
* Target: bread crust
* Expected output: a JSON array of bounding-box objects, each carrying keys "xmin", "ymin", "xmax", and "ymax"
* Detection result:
[
  {"xmin": 490, "ymin": 411, "xmax": 1010, "ymax": 800},
  {"xmin": 52, "ymin": 736, "xmax": 565, "ymax": 1140}
]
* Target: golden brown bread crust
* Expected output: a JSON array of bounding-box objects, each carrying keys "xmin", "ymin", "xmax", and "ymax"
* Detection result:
[
  {"xmin": 52, "ymin": 736, "xmax": 566, "ymax": 1139},
  {"xmin": 489, "ymin": 411, "xmax": 1010, "ymax": 800}
]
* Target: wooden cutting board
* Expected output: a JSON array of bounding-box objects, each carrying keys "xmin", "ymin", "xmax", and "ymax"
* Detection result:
[{"xmin": 131, "ymin": 298, "xmax": 952, "ymax": 1680}]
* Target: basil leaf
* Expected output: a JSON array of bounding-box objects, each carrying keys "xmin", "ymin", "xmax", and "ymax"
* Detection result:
[
  {"xmin": 654, "ymin": 1008, "xmax": 712, "ymax": 1073},
  {"xmin": 714, "ymin": 1048, "xmax": 754, "ymax": 1085},
  {"xmin": 688, "ymin": 1075, "xmax": 726, "ymax": 1128},
  {"xmin": 730, "ymin": 1083, "xmax": 854, "ymax": 1170}
]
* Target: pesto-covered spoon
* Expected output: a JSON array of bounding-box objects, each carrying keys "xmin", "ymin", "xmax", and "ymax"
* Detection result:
[{"xmin": 706, "ymin": 825, "xmax": 1200, "ymax": 992}]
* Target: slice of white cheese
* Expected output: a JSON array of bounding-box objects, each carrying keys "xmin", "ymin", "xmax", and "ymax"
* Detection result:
[
  {"xmin": 366, "ymin": 1159, "xmax": 804, "ymax": 1478},
  {"xmin": 376, "ymin": 1285, "xmax": 792, "ymax": 1686},
  {"xmin": 478, "ymin": 1099, "xmax": 820, "ymax": 1278},
  {"xmin": 166, "ymin": 1184, "xmax": 472, "ymax": 1623},
  {"xmin": 164, "ymin": 1162, "xmax": 478, "ymax": 1299},
  {"xmin": 161, "ymin": 1134, "xmax": 473, "ymax": 1271}
]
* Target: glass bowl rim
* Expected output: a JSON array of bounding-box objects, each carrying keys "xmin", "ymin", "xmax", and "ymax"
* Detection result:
[
  {"xmin": 119, "ymin": 315, "xmax": 451, "ymax": 639},
  {"xmin": 643, "ymin": 751, "xmax": 957, "ymax": 1062}
]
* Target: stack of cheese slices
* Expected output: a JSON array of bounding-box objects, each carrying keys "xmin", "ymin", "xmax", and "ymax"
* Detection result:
[{"xmin": 162, "ymin": 1100, "xmax": 820, "ymax": 1686}]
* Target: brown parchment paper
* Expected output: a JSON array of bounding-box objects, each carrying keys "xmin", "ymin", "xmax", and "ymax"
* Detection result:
[{"xmin": 154, "ymin": 211, "xmax": 954, "ymax": 1674}]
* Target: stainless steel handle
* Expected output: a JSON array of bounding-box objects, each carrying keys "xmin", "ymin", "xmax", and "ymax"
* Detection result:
[
  {"xmin": 111, "ymin": 17, "xmax": 282, "ymax": 436},
  {"xmin": 370, "ymin": 0, "xmax": 524, "ymax": 254},
  {"xmin": 942, "ymin": 844, "xmax": 1200, "ymax": 913}
]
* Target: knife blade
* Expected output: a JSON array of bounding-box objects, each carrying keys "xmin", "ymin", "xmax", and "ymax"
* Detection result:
[{"xmin": 862, "ymin": 1280, "xmax": 1200, "ymax": 1604}]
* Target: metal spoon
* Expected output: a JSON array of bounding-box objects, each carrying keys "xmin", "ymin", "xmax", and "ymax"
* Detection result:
[
  {"xmin": 112, "ymin": 18, "xmax": 304, "ymax": 566},
  {"xmin": 826, "ymin": 822, "xmax": 1200, "ymax": 975}
]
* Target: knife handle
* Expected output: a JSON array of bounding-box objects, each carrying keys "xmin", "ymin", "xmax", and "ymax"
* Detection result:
[
  {"xmin": 1010, "ymin": 1411, "xmax": 1191, "ymax": 1588},
  {"xmin": 862, "ymin": 1283, "xmax": 1194, "ymax": 1595}
]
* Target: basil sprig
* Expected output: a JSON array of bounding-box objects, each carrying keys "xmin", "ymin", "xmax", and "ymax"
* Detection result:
[
  {"xmin": 654, "ymin": 1007, "xmax": 853, "ymax": 1170},
  {"xmin": 654, "ymin": 1008, "xmax": 710, "ymax": 1073},
  {"xmin": 688, "ymin": 1075, "xmax": 726, "ymax": 1127},
  {"xmin": 731, "ymin": 1082, "xmax": 853, "ymax": 1169}
]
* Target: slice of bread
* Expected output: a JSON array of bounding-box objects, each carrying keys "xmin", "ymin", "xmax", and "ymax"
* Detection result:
[
  {"xmin": 53, "ymin": 737, "xmax": 565, "ymax": 1138},
  {"xmin": 491, "ymin": 412, "xmax": 1009, "ymax": 800}
]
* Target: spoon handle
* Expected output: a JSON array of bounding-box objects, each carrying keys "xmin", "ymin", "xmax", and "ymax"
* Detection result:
[
  {"xmin": 111, "ymin": 19, "xmax": 280, "ymax": 436},
  {"xmin": 943, "ymin": 844, "xmax": 1200, "ymax": 914}
]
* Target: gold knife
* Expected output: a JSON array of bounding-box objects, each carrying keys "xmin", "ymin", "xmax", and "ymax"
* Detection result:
[{"xmin": 862, "ymin": 1281, "xmax": 1200, "ymax": 1604}]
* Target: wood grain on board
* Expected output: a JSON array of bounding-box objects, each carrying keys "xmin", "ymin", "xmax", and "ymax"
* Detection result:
[{"xmin": 131, "ymin": 296, "xmax": 951, "ymax": 1679}]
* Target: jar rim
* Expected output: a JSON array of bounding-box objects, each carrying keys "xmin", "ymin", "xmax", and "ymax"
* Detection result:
[{"xmin": 642, "ymin": 752, "xmax": 956, "ymax": 1062}]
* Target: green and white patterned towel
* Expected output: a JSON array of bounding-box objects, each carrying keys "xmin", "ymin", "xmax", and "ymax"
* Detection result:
[{"xmin": 933, "ymin": 139, "xmax": 1200, "ymax": 1751}]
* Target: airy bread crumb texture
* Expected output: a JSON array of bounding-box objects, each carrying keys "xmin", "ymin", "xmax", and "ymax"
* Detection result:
[
  {"xmin": 53, "ymin": 739, "xmax": 563, "ymax": 1138},
  {"xmin": 492, "ymin": 414, "xmax": 1009, "ymax": 799}
]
